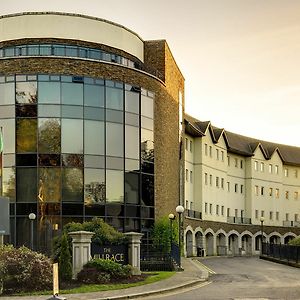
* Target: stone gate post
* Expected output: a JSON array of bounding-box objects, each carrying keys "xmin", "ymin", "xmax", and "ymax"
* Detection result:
[
  {"xmin": 125, "ymin": 232, "xmax": 143, "ymax": 275},
  {"xmin": 68, "ymin": 231, "xmax": 94, "ymax": 279}
]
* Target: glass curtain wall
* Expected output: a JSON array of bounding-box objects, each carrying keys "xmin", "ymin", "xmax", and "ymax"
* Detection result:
[{"xmin": 0, "ymin": 74, "xmax": 155, "ymax": 253}]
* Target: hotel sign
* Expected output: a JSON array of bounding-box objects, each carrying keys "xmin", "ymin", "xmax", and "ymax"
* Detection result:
[{"xmin": 91, "ymin": 244, "xmax": 128, "ymax": 265}]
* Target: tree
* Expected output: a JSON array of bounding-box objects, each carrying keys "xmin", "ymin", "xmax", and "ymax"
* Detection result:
[
  {"xmin": 151, "ymin": 216, "xmax": 178, "ymax": 253},
  {"xmin": 58, "ymin": 234, "xmax": 72, "ymax": 282},
  {"xmin": 288, "ymin": 237, "xmax": 300, "ymax": 246}
]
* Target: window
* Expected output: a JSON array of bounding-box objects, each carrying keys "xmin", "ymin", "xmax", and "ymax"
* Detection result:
[
  {"xmin": 260, "ymin": 162, "xmax": 264, "ymax": 172},
  {"xmin": 216, "ymin": 177, "xmax": 219, "ymax": 187},
  {"xmin": 221, "ymin": 151, "xmax": 224, "ymax": 161},
  {"xmin": 286, "ymin": 213, "xmax": 289, "ymax": 221},
  {"xmin": 261, "ymin": 210, "xmax": 264, "ymax": 218},
  {"xmin": 269, "ymin": 187, "xmax": 273, "ymax": 197},
  {"xmin": 254, "ymin": 161, "xmax": 258, "ymax": 171},
  {"xmin": 216, "ymin": 205, "xmax": 219, "ymax": 215},
  {"xmin": 275, "ymin": 188, "xmax": 279, "ymax": 198},
  {"xmin": 234, "ymin": 183, "xmax": 238, "ymax": 193},
  {"xmin": 240, "ymin": 185, "xmax": 244, "ymax": 194},
  {"xmin": 295, "ymin": 170, "xmax": 298, "ymax": 178},
  {"xmin": 295, "ymin": 214, "xmax": 299, "ymax": 222},
  {"xmin": 284, "ymin": 168, "xmax": 288, "ymax": 177},
  {"xmin": 227, "ymin": 208, "xmax": 230, "ymax": 217},
  {"xmin": 209, "ymin": 203, "xmax": 212, "ymax": 214},
  {"xmin": 185, "ymin": 169, "xmax": 188, "ymax": 181},
  {"xmin": 261, "ymin": 186, "xmax": 264, "ymax": 196},
  {"xmin": 227, "ymin": 156, "xmax": 230, "ymax": 166},
  {"xmin": 235, "ymin": 209, "xmax": 238, "ymax": 217},
  {"xmin": 216, "ymin": 149, "xmax": 219, "ymax": 160},
  {"xmin": 204, "ymin": 173, "xmax": 208, "ymax": 185},
  {"xmin": 205, "ymin": 202, "xmax": 208, "ymax": 214},
  {"xmin": 275, "ymin": 165, "xmax": 279, "ymax": 174},
  {"xmin": 240, "ymin": 160, "xmax": 243, "ymax": 169},
  {"xmin": 270, "ymin": 211, "xmax": 273, "ymax": 220},
  {"xmin": 294, "ymin": 191, "xmax": 298, "ymax": 200},
  {"xmin": 189, "ymin": 201, "xmax": 193, "ymax": 210},
  {"xmin": 234, "ymin": 158, "xmax": 238, "ymax": 167},
  {"xmin": 227, "ymin": 182, "xmax": 230, "ymax": 192},
  {"xmin": 221, "ymin": 206, "xmax": 224, "ymax": 216},
  {"xmin": 185, "ymin": 200, "xmax": 188, "ymax": 209},
  {"xmin": 276, "ymin": 212, "xmax": 279, "ymax": 220},
  {"xmin": 209, "ymin": 175, "xmax": 212, "ymax": 186},
  {"xmin": 285, "ymin": 191, "xmax": 289, "ymax": 199},
  {"xmin": 185, "ymin": 138, "xmax": 188, "ymax": 151},
  {"xmin": 209, "ymin": 146, "xmax": 212, "ymax": 157},
  {"xmin": 269, "ymin": 164, "xmax": 272, "ymax": 173},
  {"xmin": 190, "ymin": 140, "xmax": 193, "ymax": 152},
  {"xmin": 204, "ymin": 144, "xmax": 208, "ymax": 156},
  {"xmin": 255, "ymin": 185, "xmax": 259, "ymax": 196},
  {"xmin": 221, "ymin": 178, "xmax": 224, "ymax": 189},
  {"xmin": 255, "ymin": 210, "xmax": 258, "ymax": 219},
  {"xmin": 190, "ymin": 171, "xmax": 193, "ymax": 183}
]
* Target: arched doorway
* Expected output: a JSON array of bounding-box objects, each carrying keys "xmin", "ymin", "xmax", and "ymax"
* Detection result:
[
  {"xmin": 269, "ymin": 235, "xmax": 280, "ymax": 244},
  {"xmin": 205, "ymin": 232, "xmax": 214, "ymax": 256},
  {"xmin": 185, "ymin": 230, "xmax": 193, "ymax": 257},
  {"xmin": 284, "ymin": 235, "xmax": 295, "ymax": 244},
  {"xmin": 195, "ymin": 231, "xmax": 204, "ymax": 256},
  {"xmin": 216, "ymin": 233, "xmax": 227, "ymax": 256},
  {"xmin": 241, "ymin": 234, "xmax": 252, "ymax": 255},
  {"xmin": 228, "ymin": 233, "xmax": 239, "ymax": 256}
]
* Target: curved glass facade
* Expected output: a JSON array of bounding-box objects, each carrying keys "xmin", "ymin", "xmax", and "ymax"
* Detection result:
[
  {"xmin": 0, "ymin": 74, "xmax": 154, "ymax": 252},
  {"xmin": 0, "ymin": 44, "xmax": 140, "ymax": 69}
]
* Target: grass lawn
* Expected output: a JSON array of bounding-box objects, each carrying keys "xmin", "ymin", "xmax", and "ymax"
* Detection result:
[{"xmin": 17, "ymin": 271, "xmax": 175, "ymax": 296}]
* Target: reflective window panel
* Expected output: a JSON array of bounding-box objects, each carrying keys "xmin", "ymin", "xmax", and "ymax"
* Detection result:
[
  {"xmin": 38, "ymin": 82, "xmax": 60, "ymax": 104},
  {"xmin": 0, "ymin": 83, "xmax": 15, "ymax": 105},
  {"xmin": 16, "ymin": 168, "xmax": 37, "ymax": 202},
  {"xmin": 62, "ymin": 168, "xmax": 83, "ymax": 202},
  {"xmin": 38, "ymin": 118, "xmax": 61, "ymax": 153},
  {"xmin": 106, "ymin": 170, "xmax": 124, "ymax": 203},
  {"xmin": 84, "ymin": 168, "xmax": 105, "ymax": 204},
  {"xmin": 61, "ymin": 82, "xmax": 83, "ymax": 105},
  {"xmin": 16, "ymin": 118, "xmax": 37, "ymax": 153},
  {"xmin": 84, "ymin": 120, "xmax": 104, "ymax": 155},
  {"xmin": 106, "ymin": 122, "xmax": 123, "ymax": 157},
  {"xmin": 38, "ymin": 168, "xmax": 61, "ymax": 203},
  {"xmin": 84, "ymin": 84, "xmax": 104, "ymax": 107},
  {"xmin": 61, "ymin": 119, "xmax": 83, "ymax": 153},
  {"xmin": 16, "ymin": 82, "xmax": 37, "ymax": 104}
]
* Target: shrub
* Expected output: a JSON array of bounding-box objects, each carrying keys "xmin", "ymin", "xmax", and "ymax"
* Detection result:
[
  {"xmin": 52, "ymin": 217, "xmax": 127, "ymax": 262},
  {"xmin": 58, "ymin": 233, "xmax": 72, "ymax": 282},
  {"xmin": 77, "ymin": 258, "xmax": 132, "ymax": 284},
  {"xmin": 0, "ymin": 245, "xmax": 52, "ymax": 294},
  {"xmin": 151, "ymin": 216, "xmax": 178, "ymax": 253},
  {"xmin": 288, "ymin": 237, "xmax": 300, "ymax": 246}
]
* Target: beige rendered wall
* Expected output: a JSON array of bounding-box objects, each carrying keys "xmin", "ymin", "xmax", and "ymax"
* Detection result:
[{"xmin": 0, "ymin": 13, "xmax": 144, "ymax": 61}]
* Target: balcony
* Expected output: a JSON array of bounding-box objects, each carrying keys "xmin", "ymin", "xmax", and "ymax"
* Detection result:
[
  {"xmin": 283, "ymin": 220, "xmax": 300, "ymax": 227},
  {"xmin": 186, "ymin": 209, "xmax": 202, "ymax": 220},
  {"xmin": 227, "ymin": 216, "xmax": 251, "ymax": 225}
]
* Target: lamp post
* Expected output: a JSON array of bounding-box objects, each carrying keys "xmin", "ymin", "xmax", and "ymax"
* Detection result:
[
  {"xmin": 176, "ymin": 205, "xmax": 184, "ymax": 269},
  {"xmin": 260, "ymin": 216, "xmax": 265, "ymax": 254},
  {"xmin": 168, "ymin": 213, "xmax": 176, "ymax": 253},
  {"xmin": 28, "ymin": 213, "xmax": 36, "ymax": 250}
]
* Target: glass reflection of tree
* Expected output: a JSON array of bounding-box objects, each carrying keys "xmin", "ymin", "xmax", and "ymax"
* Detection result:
[
  {"xmin": 84, "ymin": 181, "xmax": 105, "ymax": 204},
  {"xmin": 141, "ymin": 140, "xmax": 154, "ymax": 162},
  {"xmin": 16, "ymin": 119, "xmax": 37, "ymax": 152},
  {"xmin": 38, "ymin": 119, "xmax": 61, "ymax": 153},
  {"xmin": 16, "ymin": 82, "xmax": 37, "ymax": 104},
  {"xmin": 2, "ymin": 169, "xmax": 15, "ymax": 200},
  {"xmin": 63, "ymin": 169, "xmax": 83, "ymax": 200}
]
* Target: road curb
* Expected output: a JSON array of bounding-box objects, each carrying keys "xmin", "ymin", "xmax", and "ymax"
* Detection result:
[{"xmin": 92, "ymin": 279, "xmax": 206, "ymax": 300}]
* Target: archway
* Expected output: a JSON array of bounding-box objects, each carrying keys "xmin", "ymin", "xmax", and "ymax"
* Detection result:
[
  {"xmin": 228, "ymin": 233, "xmax": 239, "ymax": 256},
  {"xmin": 195, "ymin": 231, "xmax": 204, "ymax": 256},
  {"xmin": 185, "ymin": 230, "xmax": 193, "ymax": 257},
  {"xmin": 241, "ymin": 234, "xmax": 252, "ymax": 255},
  {"xmin": 284, "ymin": 235, "xmax": 295, "ymax": 244},
  {"xmin": 269, "ymin": 235, "xmax": 281, "ymax": 244},
  {"xmin": 205, "ymin": 232, "xmax": 214, "ymax": 256},
  {"xmin": 216, "ymin": 232, "xmax": 227, "ymax": 256}
]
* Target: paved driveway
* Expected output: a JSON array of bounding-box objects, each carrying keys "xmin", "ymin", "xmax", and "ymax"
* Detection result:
[{"xmin": 146, "ymin": 256, "xmax": 300, "ymax": 300}]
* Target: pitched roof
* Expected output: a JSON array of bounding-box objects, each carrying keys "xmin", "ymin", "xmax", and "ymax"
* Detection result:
[{"xmin": 185, "ymin": 114, "xmax": 300, "ymax": 166}]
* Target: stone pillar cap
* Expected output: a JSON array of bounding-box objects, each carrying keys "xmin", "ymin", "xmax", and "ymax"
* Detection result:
[{"xmin": 68, "ymin": 231, "xmax": 95, "ymax": 237}]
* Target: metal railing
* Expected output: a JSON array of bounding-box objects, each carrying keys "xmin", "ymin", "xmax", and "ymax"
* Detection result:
[
  {"xmin": 262, "ymin": 242, "xmax": 300, "ymax": 263},
  {"xmin": 187, "ymin": 209, "xmax": 202, "ymax": 219},
  {"xmin": 227, "ymin": 216, "xmax": 251, "ymax": 224}
]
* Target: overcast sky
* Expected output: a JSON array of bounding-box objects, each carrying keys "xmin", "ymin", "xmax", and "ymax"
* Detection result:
[{"xmin": 3, "ymin": 0, "xmax": 300, "ymax": 146}]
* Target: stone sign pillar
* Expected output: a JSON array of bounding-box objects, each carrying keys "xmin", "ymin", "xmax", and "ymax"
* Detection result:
[
  {"xmin": 68, "ymin": 231, "xmax": 94, "ymax": 279},
  {"xmin": 125, "ymin": 232, "xmax": 143, "ymax": 275}
]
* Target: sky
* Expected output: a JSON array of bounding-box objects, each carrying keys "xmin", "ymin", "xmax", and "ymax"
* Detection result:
[{"xmin": 2, "ymin": 0, "xmax": 300, "ymax": 146}]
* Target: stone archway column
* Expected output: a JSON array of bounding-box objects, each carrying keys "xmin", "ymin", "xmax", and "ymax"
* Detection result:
[
  {"xmin": 212, "ymin": 234, "xmax": 217, "ymax": 256},
  {"xmin": 125, "ymin": 232, "xmax": 143, "ymax": 275},
  {"xmin": 68, "ymin": 231, "xmax": 95, "ymax": 279}
]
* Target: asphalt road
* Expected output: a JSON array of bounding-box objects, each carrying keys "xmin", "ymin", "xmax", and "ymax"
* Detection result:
[{"xmin": 144, "ymin": 256, "xmax": 300, "ymax": 300}]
